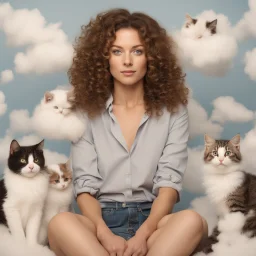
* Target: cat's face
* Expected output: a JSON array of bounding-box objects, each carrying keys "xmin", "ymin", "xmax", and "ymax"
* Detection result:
[
  {"xmin": 203, "ymin": 134, "xmax": 241, "ymax": 170},
  {"xmin": 42, "ymin": 89, "xmax": 75, "ymax": 116},
  {"xmin": 8, "ymin": 140, "xmax": 45, "ymax": 178},
  {"xmin": 181, "ymin": 14, "xmax": 217, "ymax": 40},
  {"xmin": 46, "ymin": 162, "xmax": 72, "ymax": 190}
]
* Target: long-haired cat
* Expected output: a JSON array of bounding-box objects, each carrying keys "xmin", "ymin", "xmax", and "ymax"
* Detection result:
[
  {"xmin": 0, "ymin": 139, "xmax": 48, "ymax": 245},
  {"xmin": 38, "ymin": 160, "xmax": 73, "ymax": 245},
  {"xmin": 200, "ymin": 134, "xmax": 256, "ymax": 254},
  {"xmin": 32, "ymin": 89, "xmax": 86, "ymax": 143},
  {"xmin": 181, "ymin": 14, "xmax": 217, "ymax": 39}
]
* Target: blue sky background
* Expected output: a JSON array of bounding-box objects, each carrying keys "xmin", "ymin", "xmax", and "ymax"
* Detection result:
[{"xmin": 0, "ymin": 0, "xmax": 255, "ymax": 211}]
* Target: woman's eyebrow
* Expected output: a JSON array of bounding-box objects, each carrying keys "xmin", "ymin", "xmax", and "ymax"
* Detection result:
[{"xmin": 111, "ymin": 44, "xmax": 144, "ymax": 49}]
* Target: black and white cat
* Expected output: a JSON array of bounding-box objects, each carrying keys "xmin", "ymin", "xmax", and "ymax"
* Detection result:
[
  {"xmin": 181, "ymin": 14, "xmax": 217, "ymax": 39},
  {"xmin": 200, "ymin": 134, "xmax": 256, "ymax": 254},
  {"xmin": 0, "ymin": 139, "xmax": 48, "ymax": 245},
  {"xmin": 39, "ymin": 161, "xmax": 73, "ymax": 245}
]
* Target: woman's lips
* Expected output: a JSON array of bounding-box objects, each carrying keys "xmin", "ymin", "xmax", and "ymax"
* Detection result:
[{"xmin": 121, "ymin": 71, "xmax": 136, "ymax": 76}]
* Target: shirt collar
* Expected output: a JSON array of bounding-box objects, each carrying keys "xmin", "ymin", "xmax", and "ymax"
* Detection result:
[{"xmin": 105, "ymin": 93, "xmax": 113, "ymax": 110}]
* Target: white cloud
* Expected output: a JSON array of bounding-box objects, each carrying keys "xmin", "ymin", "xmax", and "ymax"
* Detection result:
[
  {"xmin": 232, "ymin": 0, "xmax": 256, "ymax": 41},
  {"xmin": 0, "ymin": 3, "xmax": 66, "ymax": 46},
  {"xmin": 0, "ymin": 3, "xmax": 73, "ymax": 74},
  {"xmin": 241, "ymin": 126, "xmax": 256, "ymax": 174},
  {"xmin": 9, "ymin": 109, "xmax": 33, "ymax": 134},
  {"xmin": 0, "ymin": 70, "xmax": 14, "ymax": 84},
  {"xmin": 244, "ymin": 48, "xmax": 256, "ymax": 81},
  {"xmin": 188, "ymin": 98, "xmax": 223, "ymax": 138},
  {"xmin": 174, "ymin": 10, "xmax": 237, "ymax": 76},
  {"xmin": 14, "ymin": 41, "xmax": 73, "ymax": 74},
  {"xmin": 211, "ymin": 96, "xmax": 255, "ymax": 123},
  {"xmin": 0, "ymin": 91, "xmax": 7, "ymax": 116},
  {"xmin": 182, "ymin": 147, "xmax": 205, "ymax": 194}
]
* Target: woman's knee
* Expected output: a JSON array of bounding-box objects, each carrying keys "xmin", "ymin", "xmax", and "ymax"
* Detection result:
[
  {"xmin": 176, "ymin": 210, "xmax": 206, "ymax": 236},
  {"xmin": 48, "ymin": 212, "xmax": 74, "ymax": 231}
]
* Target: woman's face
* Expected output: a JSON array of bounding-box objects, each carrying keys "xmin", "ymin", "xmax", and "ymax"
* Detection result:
[{"xmin": 109, "ymin": 28, "xmax": 147, "ymax": 87}]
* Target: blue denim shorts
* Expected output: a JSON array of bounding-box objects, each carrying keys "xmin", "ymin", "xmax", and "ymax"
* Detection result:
[{"xmin": 101, "ymin": 202, "xmax": 152, "ymax": 240}]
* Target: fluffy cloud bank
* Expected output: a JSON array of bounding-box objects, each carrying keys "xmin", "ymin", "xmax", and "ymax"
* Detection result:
[
  {"xmin": 173, "ymin": 10, "xmax": 237, "ymax": 76},
  {"xmin": 232, "ymin": 0, "xmax": 256, "ymax": 41},
  {"xmin": 0, "ymin": 3, "xmax": 73, "ymax": 74},
  {"xmin": 211, "ymin": 96, "xmax": 255, "ymax": 123}
]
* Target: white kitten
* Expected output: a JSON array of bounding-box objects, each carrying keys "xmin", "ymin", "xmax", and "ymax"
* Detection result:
[
  {"xmin": 38, "ymin": 161, "xmax": 73, "ymax": 245},
  {"xmin": 1, "ymin": 140, "xmax": 48, "ymax": 245},
  {"xmin": 32, "ymin": 89, "xmax": 86, "ymax": 142},
  {"xmin": 181, "ymin": 14, "xmax": 217, "ymax": 40}
]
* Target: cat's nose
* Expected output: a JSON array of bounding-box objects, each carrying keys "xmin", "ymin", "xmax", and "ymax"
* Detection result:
[
  {"xmin": 219, "ymin": 159, "xmax": 223, "ymax": 163},
  {"xmin": 28, "ymin": 164, "xmax": 34, "ymax": 170}
]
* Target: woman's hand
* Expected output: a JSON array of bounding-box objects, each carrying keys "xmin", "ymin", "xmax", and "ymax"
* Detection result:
[
  {"xmin": 123, "ymin": 233, "xmax": 148, "ymax": 256},
  {"xmin": 97, "ymin": 224, "xmax": 127, "ymax": 256},
  {"xmin": 100, "ymin": 233, "xmax": 127, "ymax": 256}
]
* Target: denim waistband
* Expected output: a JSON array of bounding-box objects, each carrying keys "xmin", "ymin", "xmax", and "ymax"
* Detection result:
[{"xmin": 100, "ymin": 201, "xmax": 152, "ymax": 210}]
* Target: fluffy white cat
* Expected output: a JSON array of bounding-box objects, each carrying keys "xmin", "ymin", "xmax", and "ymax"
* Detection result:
[{"xmin": 32, "ymin": 89, "xmax": 86, "ymax": 143}]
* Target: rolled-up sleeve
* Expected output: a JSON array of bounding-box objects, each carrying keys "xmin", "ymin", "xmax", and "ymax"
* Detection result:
[
  {"xmin": 71, "ymin": 116, "xmax": 102, "ymax": 199},
  {"xmin": 152, "ymin": 104, "xmax": 189, "ymax": 202}
]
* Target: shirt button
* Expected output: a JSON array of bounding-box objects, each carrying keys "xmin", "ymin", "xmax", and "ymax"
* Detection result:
[{"xmin": 122, "ymin": 202, "xmax": 126, "ymax": 208}]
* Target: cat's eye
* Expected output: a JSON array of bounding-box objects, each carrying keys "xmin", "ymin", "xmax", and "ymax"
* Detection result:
[
  {"xmin": 225, "ymin": 151, "xmax": 231, "ymax": 156},
  {"xmin": 212, "ymin": 151, "xmax": 218, "ymax": 156},
  {"xmin": 20, "ymin": 158, "xmax": 26, "ymax": 163},
  {"xmin": 55, "ymin": 180, "xmax": 60, "ymax": 183},
  {"xmin": 64, "ymin": 178, "xmax": 69, "ymax": 182},
  {"xmin": 34, "ymin": 158, "xmax": 39, "ymax": 163},
  {"xmin": 54, "ymin": 106, "xmax": 58, "ymax": 109}
]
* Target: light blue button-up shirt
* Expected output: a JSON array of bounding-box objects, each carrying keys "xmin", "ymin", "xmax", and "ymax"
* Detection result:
[{"xmin": 71, "ymin": 94, "xmax": 189, "ymax": 203}]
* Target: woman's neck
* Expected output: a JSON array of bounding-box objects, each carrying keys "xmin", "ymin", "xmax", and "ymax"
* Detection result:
[{"xmin": 113, "ymin": 82, "xmax": 144, "ymax": 109}]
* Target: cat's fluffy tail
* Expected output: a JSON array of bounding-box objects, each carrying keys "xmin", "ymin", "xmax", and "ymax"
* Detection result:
[{"xmin": 0, "ymin": 224, "xmax": 55, "ymax": 256}]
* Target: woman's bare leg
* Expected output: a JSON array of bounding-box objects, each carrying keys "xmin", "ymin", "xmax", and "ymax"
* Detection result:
[
  {"xmin": 48, "ymin": 212, "xmax": 109, "ymax": 256},
  {"xmin": 147, "ymin": 210, "xmax": 208, "ymax": 256}
]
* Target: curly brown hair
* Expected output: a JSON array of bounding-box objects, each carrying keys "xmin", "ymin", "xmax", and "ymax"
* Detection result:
[{"xmin": 68, "ymin": 8, "xmax": 189, "ymax": 119}]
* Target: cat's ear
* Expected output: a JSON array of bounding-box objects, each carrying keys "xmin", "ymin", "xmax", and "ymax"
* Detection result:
[
  {"xmin": 207, "ymin": 19, "xmax": 217, "ymax": 31},
  {"xmin": 44, "ymin": 91, "xmax": 54, "ymax": 103},
  {"xmin": 65, "ymin": 158, "xmax": 71, "ymax": 169},
  {"xmin": 229, "ymin": 134, "xmax": 240, "ymax": 150},
  {"xmin": 67, "ymin": 88, "xmax": 75, "ymax": 104},
  {"xmin": 10, "ymin": 140, "xmax": 20, "ymax": 155},
  {"xmin": 185, "ymin": 14, "xmax": 196, "ymax": 25},
  {"xmin": 36, "ymin": 140, "xmax": 44, "ymax": 151},
  {"xmin": 204, "ymin": 134, "xmax": 215, "ymax": 146}
]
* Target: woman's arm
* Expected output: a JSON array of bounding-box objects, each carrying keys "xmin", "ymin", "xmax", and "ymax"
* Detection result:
[
  {"xmin": 138, "ymin": 104, "xmax": 190, "ymax": 239},
  {"xmin": 77, "ymin": 192, "xmax": 112, "ymax": 239},
  {"xmin": 136, "ymin": 187, "xmax": 177, "ymax": 239}
]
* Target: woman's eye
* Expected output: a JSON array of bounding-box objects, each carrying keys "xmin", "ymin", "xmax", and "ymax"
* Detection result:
[
  {"xmin": 20, "ymin": 158, "xmax": 26, "ymax": 163},
  {"xmin": 134, "ymin": 49, "xmax": 143, "ymax": 55},
  {"xmin": 112, "ymin": 49, "xmax": 121, "ymax": 55}
]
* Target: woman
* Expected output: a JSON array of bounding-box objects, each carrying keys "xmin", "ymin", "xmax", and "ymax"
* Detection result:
[{"xmin": 48, "ymin": 8, "xmax": 208, "ymax": 256}]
